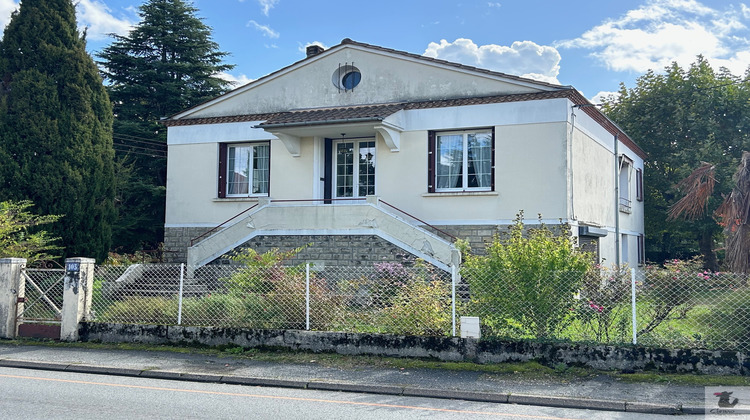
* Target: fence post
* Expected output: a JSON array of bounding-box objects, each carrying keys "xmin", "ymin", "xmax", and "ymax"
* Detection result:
[
  {"xmin": 451, "ymin": 264, "xmax": 457, "ymax": 337},
  {"xmin": 631, "ymin": 267, "xmax": 637, "ymax": 345},
  {"xmin": 0, "ymin": 258, "xmax": 27, "ymax": 339},
  {"xmin": 60, "ymin": 257, "xmax": 95, "ymax": 342},
  {"xmin": 177, "ymin": 263, "xmax": 184, "ymax": 325},
  {"xmin": 305, "ymin": 263, "xmax": 310, "ymax": 331}
]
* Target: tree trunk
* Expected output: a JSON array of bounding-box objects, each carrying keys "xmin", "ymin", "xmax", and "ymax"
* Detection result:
[{"xmin": 700, "ymin": 228, "xmax": 719, "ymax": 271}]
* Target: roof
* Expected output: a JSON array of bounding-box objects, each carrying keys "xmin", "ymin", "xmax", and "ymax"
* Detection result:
[
  {"xmin": 162, "ymin": 39, "xmax": 646, "ymax": 159},
  {"xmin": 166, "ymin": 38, "xmax": 568, "ymax": 122},
  {"xmin": 337, "ymin": 38, "xmax": 567, "ymax": 90}
]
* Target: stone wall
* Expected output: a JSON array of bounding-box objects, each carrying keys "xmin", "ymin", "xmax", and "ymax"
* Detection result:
[
  {"xmin": 163, "ymin": 227, "xmax": 214, "ymax": 263},
  {"xmin": 431, "ymin": 225, "xmax": 509, "ymax": 256},
  {"xmin": 79, "ymin": 323, "xmax": 750, "ymax": 375},
  {"xmin": 164, "ymin": 223, "xmax": 555, "ymax": 265},
  {"xmin": 237, "ymin": 235, "xmax": 421, "ymax": 267}
]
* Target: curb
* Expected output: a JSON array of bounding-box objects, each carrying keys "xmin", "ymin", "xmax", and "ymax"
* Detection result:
[{"xmin": 0, "ymin": 359, "xmax": 686, "ymax": 415}]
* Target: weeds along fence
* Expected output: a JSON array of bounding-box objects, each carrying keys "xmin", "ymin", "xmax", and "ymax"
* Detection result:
[{"xmin": 90, "ymin": 262, "xmax": 750, "ymax": 352}]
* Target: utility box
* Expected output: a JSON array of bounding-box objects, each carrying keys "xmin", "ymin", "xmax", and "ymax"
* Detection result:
[{"xmin": 460, "ymin": 316, "xmax": 481, "ymax": 339}]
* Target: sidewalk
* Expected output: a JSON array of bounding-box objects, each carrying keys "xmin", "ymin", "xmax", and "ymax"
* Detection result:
[{"xmin": 0, "ymin": 342, "xmax": 709, "ymax": 415}]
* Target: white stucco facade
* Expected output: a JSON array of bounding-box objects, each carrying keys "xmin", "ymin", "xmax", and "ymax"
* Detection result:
[{"xmin": 163, "ymin": 39, "xmax": 645, "ymax": 267}]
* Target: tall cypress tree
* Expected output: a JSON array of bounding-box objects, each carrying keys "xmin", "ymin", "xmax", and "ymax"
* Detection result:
[
  {"xmin": 98, "ymin": 0, "xmax": 234, "ymax": 253},
  {"xmin": 0, "ymin": 0, "xmax": 115, "ymax": 262}
]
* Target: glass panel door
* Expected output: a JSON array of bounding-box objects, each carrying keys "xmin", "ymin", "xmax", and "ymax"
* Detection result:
[{"xmin": 333, "ymin": 139, "xmax": 375, "ymax": 198}]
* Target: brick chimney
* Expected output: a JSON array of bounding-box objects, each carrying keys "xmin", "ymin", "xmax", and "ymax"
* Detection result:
[{"xmin": 306, "ymin": 45, "xmax": 325, "ymax": 57}]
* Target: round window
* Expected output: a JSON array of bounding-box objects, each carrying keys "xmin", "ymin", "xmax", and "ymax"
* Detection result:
[
  {"xmin": 332, "ymin": 64, "xmax": 362, "ymax": 90},
  {"xmin": 341, "ymin": 71, "xmax": 361, "ymax": 90}
]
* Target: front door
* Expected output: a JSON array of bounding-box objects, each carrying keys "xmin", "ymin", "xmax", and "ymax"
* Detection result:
[{"xmin": 327, "ymin": 138, "xmax": 375, "ymax": 199}]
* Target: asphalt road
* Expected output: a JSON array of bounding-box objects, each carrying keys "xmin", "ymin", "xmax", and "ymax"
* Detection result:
[{"xmin": 0, "ymin": 367, "xmax": 709, "ymax": 420}]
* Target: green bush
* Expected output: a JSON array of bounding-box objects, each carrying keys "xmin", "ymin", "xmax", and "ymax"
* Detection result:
[
  {"xmin": 460, "ymin": 211, "xmax": 593, "ymax": 339},
  {"xmin": 219, "ymin": 246, "xmax": 344, "ymax": 330},
  {"xmin": 379, "ymin": 267, "xmax": 452, "ymax": 336},
  {"xmin": 96, "ymin": 296, "xmax": 178, "ymax": 324},
  {"xmin": 180, "ymin": 294, "xmax": 247, "ymax": 327}
]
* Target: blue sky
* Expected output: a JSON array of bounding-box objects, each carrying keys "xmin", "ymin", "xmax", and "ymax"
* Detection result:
[{"xmin": 1, "ymin": 0, "xmax": 749, "ymax": 102}]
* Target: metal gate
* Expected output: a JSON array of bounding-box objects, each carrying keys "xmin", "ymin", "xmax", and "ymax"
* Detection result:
[{"xmin": 15, "ymin": 268, "xmax": 64, "ymax": 339}]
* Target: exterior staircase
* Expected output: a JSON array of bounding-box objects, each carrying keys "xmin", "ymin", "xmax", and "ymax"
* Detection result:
[{"xmin": 187, "ymin": 197, "xmax": 460, "ymax": 272}]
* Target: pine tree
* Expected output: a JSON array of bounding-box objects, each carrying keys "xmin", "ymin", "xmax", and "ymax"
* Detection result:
[
  {"xmin": 98, "ymin": 0, "xmax": 234, "ymax": 253},
  {"xmin": 0, "ymin": 0, "xmax": 115, "ymax": 262}
]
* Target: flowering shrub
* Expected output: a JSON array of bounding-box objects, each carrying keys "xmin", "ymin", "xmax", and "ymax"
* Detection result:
[
  {"xmin": 638, "ymin": 256, "xmax": 703, "ymax": 336},
  {"xmin": 576, "ymin": 266, "xmax": 631, "ymax": 342}
]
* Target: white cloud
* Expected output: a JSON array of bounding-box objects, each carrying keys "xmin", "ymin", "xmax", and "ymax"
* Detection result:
[
  {"xmin": 258, "ymin": 0, "xmax": 279, "ymax": 16},
  {"xmin": 216, "ymin": 72, "xmax": 254, "ymax": 88},
  {"xmin": 423, "ymin": 38, "xmax": 562, "ymax": 84},
  {"xmin": 1, "ymin": 0, "xmax": 133, "ymax": 41},
  {"xmin": 591, "ymin": 90, "xmax": 620, "ymax": 105},
  {"xmin": 488, "ymin": 2, "xmax": 501, "ymax": 7},
  {"xmin": 557, "ymin": 0, "xmax": 750, "ymax": 75},
  {"xmin": 0, "ymin": 0, "xmax": 18, "ymax": 32},
  {"xmin": 76, "ymin": 0, "xmax": 134, "ymax": 40},
  {"xmin": 247, "ymin": 20, "xmax": 279, "ymax": 39}
]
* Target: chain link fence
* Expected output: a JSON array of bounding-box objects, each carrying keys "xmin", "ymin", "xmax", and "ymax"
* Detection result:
[{"xmin": 89, "ymin": 262, "xmax": 750, "ymax": 352}]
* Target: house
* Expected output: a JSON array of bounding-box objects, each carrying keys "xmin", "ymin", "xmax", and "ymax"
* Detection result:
[{"xmin": 161, "ymin": 39, "xmax": 646, "ymax": 271}]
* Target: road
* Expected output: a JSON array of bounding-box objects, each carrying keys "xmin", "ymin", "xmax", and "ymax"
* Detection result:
[{"xmin": 0, "ymin": 367, "xmax": 704, "ymax": 419}]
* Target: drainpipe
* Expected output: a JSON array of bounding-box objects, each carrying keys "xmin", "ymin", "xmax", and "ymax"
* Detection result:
[{"xmin": 615, "ymin": 134, "xmax": 620, "ymax": 269}]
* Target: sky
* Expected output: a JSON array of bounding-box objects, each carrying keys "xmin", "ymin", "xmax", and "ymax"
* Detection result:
[{"xmin": 0, "ymin": 0, "xmax": 749, "ymax": 103}]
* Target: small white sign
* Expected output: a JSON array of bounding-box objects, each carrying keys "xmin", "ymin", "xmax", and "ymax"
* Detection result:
[
  {"xmin": 460, "ymin": 316, "xmax": 481, "ymax": 339},
  {"xmin": 705, "ymin": 386, "xmax": 750, "ymax": 418}
]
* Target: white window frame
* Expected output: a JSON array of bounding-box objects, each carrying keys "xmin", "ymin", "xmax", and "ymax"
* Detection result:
[
  {"xmin": 226, "ymin": 142, "xmax": 270, "ymax": 197},
  {"xmin": 332, "ymin": 138, "xmax": 376, "ymax": 199},
  {"xmin": 434, "ymin": 130, "xmax": 493, "ymax": 193}
]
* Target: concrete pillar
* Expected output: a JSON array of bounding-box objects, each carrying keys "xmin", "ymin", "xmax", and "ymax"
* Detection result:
[
  {"xmin": 366, "ymin": 195, "xmax": 379, "ymax": 205},
  {"xmin": 0, "ymin": 258, "xmax": 27, "ymax": 339},
  {"xmin": 60, "ymin": 257, "xmax": 95, "ymax": 342},
  {"xmin": 258, "ymin": 196, "xmax": 272, "ymax": 207}
]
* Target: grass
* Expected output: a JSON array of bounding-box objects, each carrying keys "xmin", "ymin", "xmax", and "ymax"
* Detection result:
[{"xmin": 2, "ymin": 338, "xmax": 747, "ymax": 386}]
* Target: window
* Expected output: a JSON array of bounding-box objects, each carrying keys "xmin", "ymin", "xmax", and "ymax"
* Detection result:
[
  {"xmin": 341, "ymin": 71, "xmax": 361, "ymax": 90},
  {"xmin": 218, "ymin": 143, "xmax": 269, "ymax": 198},
  {"xmin": 332, "ymin": 64, "xmax": 362, "ymax": 91},
  {"xmin": 428, "ymin": 129, "xmax": 494, "ymax": 193},
  {"xmin": 619, "ymin": 157, "xmax": 632, "ymax": 213},
  {"xmin": 333, "ymin": 139, "xmax": 375, "ymax": 198},
  {"xmin": 636, "ymin": 168, "xmax": 643, "ymax": 202}
]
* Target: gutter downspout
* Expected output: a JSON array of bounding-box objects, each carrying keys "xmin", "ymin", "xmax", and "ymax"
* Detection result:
[{"xmin": 615, "ymin": 134, "xmax": 621, "ymax": 269}]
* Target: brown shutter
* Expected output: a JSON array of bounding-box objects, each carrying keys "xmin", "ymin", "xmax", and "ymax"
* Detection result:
[
  {"xmin": 427, "ymin": 131, "xmax": 435, "ymax": 193},
  {"xmin": 218, "ymin": 143, "xmax": 227, "ymax": 198},
  {"xmin": 491, "ymin": 126, "xmax": 496, "ymax": 192}
]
